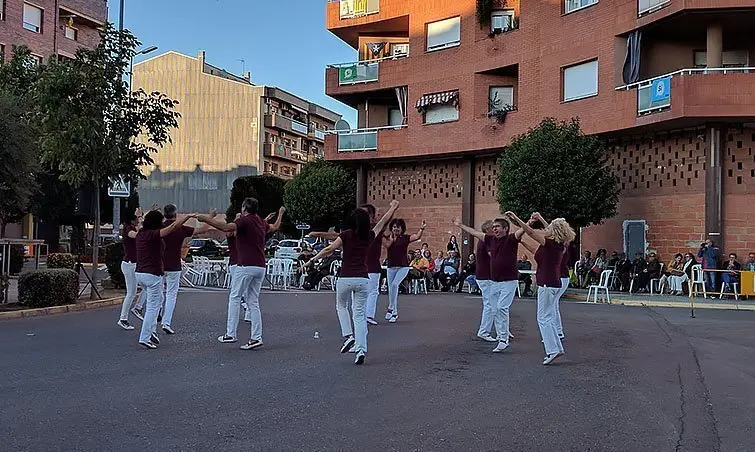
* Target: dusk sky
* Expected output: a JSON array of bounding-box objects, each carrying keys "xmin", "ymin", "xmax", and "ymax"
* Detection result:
[{"xmin": 108, "ymin": 0, "xmax": 358, "ymax": 125}]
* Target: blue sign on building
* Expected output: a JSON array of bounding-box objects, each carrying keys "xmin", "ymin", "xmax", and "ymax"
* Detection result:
[{"xmin": 651, "ymin": 77, "xmax": 671, "ymax": 102}]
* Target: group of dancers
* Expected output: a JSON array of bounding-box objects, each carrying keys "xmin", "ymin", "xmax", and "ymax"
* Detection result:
[{"xmin": 116, "ymin": 197, "xmax": 576, "ymax": 365}]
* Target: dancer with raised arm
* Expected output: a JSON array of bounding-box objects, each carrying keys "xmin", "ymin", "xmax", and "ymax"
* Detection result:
[
  {"xmin": 471, "ymin": 221, "xmax": 497, "ymax": 341},
  {"xmin": 117, "ymin": 208, "xmax": 143, "ymax": 330},
  {"xmin": 505, "ymin": 211, "xmax": 575, "ymax": 365},
  {"xmin": 383, "ymin": 217, "xmax": 426, "ymax": 323},
  {"xmin": 305, "ymin": 201, "xmax": 399, "ymax": 364},
  {"xmin": 454, "ymin": 217, "xmax": 524, "ymax": 353},
  {"xmin": 199, "ymin": 199, "xmax": 284, "ymax": 350},
  {"xmin": 135, "ymin": 210, "xmax": 195, "ymax": 349}
]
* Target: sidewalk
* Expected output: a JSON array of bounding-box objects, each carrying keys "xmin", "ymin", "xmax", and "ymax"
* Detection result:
[{"xmin": 564, "ymin": 288, "xmax": 755, "ymax": 311}]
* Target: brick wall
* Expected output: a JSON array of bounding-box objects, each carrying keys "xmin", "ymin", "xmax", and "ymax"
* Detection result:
[{"xmin": 723, "ymin": 128, "xmax": 755, "ymax": 254}]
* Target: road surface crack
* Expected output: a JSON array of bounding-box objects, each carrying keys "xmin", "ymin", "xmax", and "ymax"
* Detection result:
[{"xmin": 675, "ymin": 364, "xmax": 686, "ymax": 452}]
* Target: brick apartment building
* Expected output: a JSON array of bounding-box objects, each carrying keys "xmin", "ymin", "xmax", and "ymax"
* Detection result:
[
  {"xmin": 0, "ymin": 0, "xmax": 106, "ymax": 239},
  {"xmin": 323, "ymin": 0, "xmax": 755, "ymax": 261},
  {"xmin": 132, "ymin": 51, "xmax": 341, "ymax": 213}
]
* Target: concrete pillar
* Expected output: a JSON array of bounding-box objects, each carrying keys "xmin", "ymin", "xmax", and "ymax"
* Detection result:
[
  {"xmin": 705, "ymin": 125, "xmax": 724, "ymax": 252},
  {"xmin": 706, "ymin": 24, "xmax": 723, "ymax": 67},
  {"xmin": 461, "ymin": 158, "xmax": 475, "ymax": 260},
  {"xmin": 355, "ymin": 164, "xmax": 368, "ymax": 207}
]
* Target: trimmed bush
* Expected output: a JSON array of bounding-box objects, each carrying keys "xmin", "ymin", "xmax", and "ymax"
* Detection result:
[
  {"xmin": 18, "ymin": 269, "xmax": 78, "ymax": 308},
  {"xmin": 104, "ymin": 242, "xmax": 125, "ymax": 289},
  {"xmin": 47, "ymin": 253, "xmax": 76, "ymax": 270},
  {"xmin": 9, "ymin": 245, "xmax": 24, "ymax": 275}
]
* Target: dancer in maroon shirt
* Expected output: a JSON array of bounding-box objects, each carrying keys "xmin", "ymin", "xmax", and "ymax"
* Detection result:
[
  {"xmin": 305, "ymin": 200, "xmax": 398, "ymax": 364},
  {"xmin": 383, "ymin": 217, "xmax": 426, "ymax": 323},
  {"xmin": 505, "ymin": 211, "xmax": 575, "ymax": 365},
  {"xmin": 117, "ymin": 208, "xmax": 143, "ymax": 330}
]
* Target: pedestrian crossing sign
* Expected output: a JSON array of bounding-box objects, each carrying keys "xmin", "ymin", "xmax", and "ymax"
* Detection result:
[{"xmin": 108, "ymin": 177, "xmax": 130, "ymax": 198}]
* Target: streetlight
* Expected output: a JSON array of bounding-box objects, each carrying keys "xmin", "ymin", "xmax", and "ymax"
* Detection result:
[{"xmin": 129, "ymin": 46, "xmax": 158, "ymax": 89}]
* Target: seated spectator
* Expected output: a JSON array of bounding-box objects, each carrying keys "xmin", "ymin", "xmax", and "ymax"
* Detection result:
[
  {"xmin": 744, "ymin": 252, "xmax": 755, "ymax": 272},
  {"xmin": 628, "ymin": 252, "xmax": 647, "ymax": 292},
  {"xmin": 438, "ymin": 250, "xmax": 460, "ymax": 292},
  {"xmin": 576, "ymin": 251, "xmax": 593, "ymax": 287},
  {"xmin": 409, "ymin": 249, "xmax": 431, "ymax": 289},
  {"xmin": 633, "ymin": 252, "xmax": 661, "ymax": 293},
  {"xmin": 721, "ymin": 253, "xmax": 741, "ymax": 297},
  {"xmin": 457, "ymin": 253, "xmax": 477, "ymax": 293},
  {"xmin": 582, "ymin": 249, "xmax": 608, "ymax": 288},
  {"xmin": 661, "ymin": 254, "xmax": 686, "ymax": 295},
  {"xmin": 615, "ymin": 252, "xmax": 633, "ymax": 291},
  {"xmin": 432, "ymin": 251, "xmax": 445, "ymax": 290},
  {"xmin": 517, "ymin": 254, "xmax": 533, "ymax": 296},
  {"xmin": 423, "ymin": 250, "xmax": 436, "ymax": 290},
  {"xmin": 607, "ymin": 251, "xmax": 620, "ymax": 269}
]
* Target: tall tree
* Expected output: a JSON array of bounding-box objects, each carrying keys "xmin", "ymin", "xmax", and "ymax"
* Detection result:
[
  {"xmin": 0, "ymin": 91, "xmax": 37, "ymax": 237},
  {"xmin": 34, "ymin": 24, "xmax": 180, "ymax": 297},
  {"xmin": 226, "ymin": 175, "xmax": 294, "ymax": 233},
  {"xmin": 283, "ymin": 159, "xmax": 356, "ymax": 231},
  {"xmin": 497, "ymin": 118, "xmax": 620, "ymax": 229}
]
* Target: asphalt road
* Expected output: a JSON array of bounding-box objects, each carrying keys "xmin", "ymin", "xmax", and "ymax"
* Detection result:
[{"xmin": 1, "ymin": 289, "xmax": 753, "ymax": 451}]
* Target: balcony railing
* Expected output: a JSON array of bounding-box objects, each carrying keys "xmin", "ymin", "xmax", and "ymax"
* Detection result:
[
  {"xmin": 335, "ymin": 125, "xmax": 406, "ymax": 152},
  {"xmin": 264, "ymin": 143, "xmax": 309, "ymax": 163},
  {"xmin": 638, "ymin": 0, "xmax": 670, "ymax": 16},
  {"xmin": 312, "ymin": 129, "xmax": 327, "ymax": 140},
  {"xmin": 328, "ymin": 0, "xmax": 379, "ymax": 20},
  {"xmin": 328, "ymin": 53, "xmax": 408, "ymax": 86},
  {"xmin": 290, "ymin": 118, "xmax": 309, "ymax": 135},
  {"xmin": 617, "ymin": 67, "xmax": 755, "ymax": 115}
]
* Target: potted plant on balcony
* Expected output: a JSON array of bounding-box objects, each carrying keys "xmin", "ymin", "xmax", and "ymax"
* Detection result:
[{"xmin": 487, "ymin": 92, "xmax": 515, "ymax": 124}]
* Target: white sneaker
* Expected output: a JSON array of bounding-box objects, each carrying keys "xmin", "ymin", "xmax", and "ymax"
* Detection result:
[
  {"xmin": 492, "ymin": 342, "xmax": 509, "ymax": 353},
  {"xmin": 477, "ymin": 333, "xmax": 498, "ymax": 342},
  {"xmin": 161, "ymin": 324, "xmax": 175, "ymax": 335},
  {"xmin": 366, "ymin": 317, "xmax": 378, "ymax": 326},
  {"xmin": 240, "ymin": 339, "xmax": 263, "ymax": 350},
  {"xmin": 388, "ymin": 314, "xmax": 398, "ymax": 323},
  {"xmin": 217, "ymin": 335, "xmax": 237, "ymax": 343},
  {"xmin": 508, "ymin": 333, "xmax": 515, "ymax": 340},
  {"xmin": 543, "ymin": 353, "xmax": 561, "ymax": 365},
  {"xmin": 340, "ymin": 336, "xmax": 355, "ymax": 354},
  {"xmin": 117, "ymin": 320, "xmax": 134, "ymax": 330},
  {"xmin": 384, "ymin": 311, "xmax": 393, "ymax": 320},
  {"xmin": 130, "ymin": 308, "xmax": 144, "ymax": 321},
  {"xmin": 354, "ymin": 351, "xmax": 366, "ymax": 365}
]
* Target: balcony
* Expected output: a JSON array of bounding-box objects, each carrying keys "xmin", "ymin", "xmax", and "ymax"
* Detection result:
[
  {"xmin": 616, "ymin": 67, "xmax": 755, "ymax": 123},
  {"xmin": 326, "ymin": 0, "xmax": 409, "ymax": 48},
  {"xmin": 263, "ymin": 143, "xmax": 309, "ymax": 164},
  {"xmin": 325, "ymin": 54, "xmax": 409, "ymax": 103},
  {"xmin": 264, "ymin": 113, "xmax": 310, "ymax": 137},
  {"xmin": 332, "ymin": 0, "xmax": 379, "ymax": 20},
  {"xmin": 309, "ymin": 128, "xmax": 327, "ymax": 142},
  {"xmin": 638, "ymin": 0, "xmax": 670, "ymax": 16},
  {"xmin": 325, "ymin": 125, "xmax": 408, "ymax": 160}
]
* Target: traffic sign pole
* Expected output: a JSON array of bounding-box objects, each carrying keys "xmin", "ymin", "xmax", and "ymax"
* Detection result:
[{"xmin": 109, "ymin": 177, "xmax": 131, "ymax": 239}]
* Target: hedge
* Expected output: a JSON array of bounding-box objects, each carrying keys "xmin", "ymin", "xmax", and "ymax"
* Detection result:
[
  {"xmin": 18, "ymin": 269, "xmax": 79, "ymax": 308},
  {"xmin": 47, "ymin": 253, "xmax": 76, "ymax": 270},
  {"xmin": 105, "ymin": 242, "xmax": 125, "ymax": 289}
]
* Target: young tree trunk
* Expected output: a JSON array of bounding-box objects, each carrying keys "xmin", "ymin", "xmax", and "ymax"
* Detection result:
[{"xmin": 90, "ymin": 173, "xmax": 101, "ymax": 300}]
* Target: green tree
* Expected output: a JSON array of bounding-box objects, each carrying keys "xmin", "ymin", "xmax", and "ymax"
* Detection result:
[
  {"xmin": 283, "ymin": 159, "xmax": 356, "ymax": 231},
  {"xmin": 0, "ymin": 91, "xmax": 38, "ymax": 237},
  {"xmin": 34, "ymin": 24, "xmax": 181, "ymax": 296},
  {"xmin": 226, "ymin": 174, "xmax": 294, "ymax": 235},
  {"xmin": 497, "ymin": 118, "xmax": 620, "ymax": 229}
]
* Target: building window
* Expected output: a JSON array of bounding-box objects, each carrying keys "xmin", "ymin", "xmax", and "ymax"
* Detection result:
[
  {"xmin": 392, "ymin": 43, "xmax": 409, "ymax": 57},
  {"xmin": 30, "ymin": 53, "xmax": 43, "ymax": 66},
  {"xmin": 64, "ymin": 26, "xmax": 77, "ymax": 41},
  {"xmin": 0, "ymin": 44, "xmax": 5, "ymax": 63},
  {"xmin": 424, "ymin": 104, "xmax": 459, "ymax": 124},
  {"xmin": 563, "ymin": 59, "xmax": 598, "ymax": 102},
  {"xmin": 426, "ymin": 17, "xmax": 460, "ymax": 52},
  {"xmin": 22, "ymin": 3, "xmax": 43, "ymax": 33},
  {"xmin": 491, "ymin": 10, "xmax": 515, "ymax": 33},
  {"xmin": 693, "ymin": 50, "xmax": 749, "ymax": 68},
  {"xmin": 0, "ymin": 0, "xmax": 5, "ymax": 21},
  {"xmin": 564, "ymin": 0, "xmax": 598, "ymax": 14},
  {"xmin": 388, "ymin": 108, "xmax": 403, "ymax": 126},
  {"xmin": 489, "ymin": 86, "xmax": 514, "ymax": 112}
]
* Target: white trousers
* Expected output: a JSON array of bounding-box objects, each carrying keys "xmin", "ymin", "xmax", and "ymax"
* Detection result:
[
  {"xmin": 365, "ymin": 273, "xmax": 380, "ymax": 319},
  {"xmin": 136, "ymin": 272, "xmax": 163, "ymax": 343},
  {"xmin": 225, "ymin": 265, "xmax": 244, "ymax": 339},
  {"xmin": 161, "ymin": 271, "xmax": 182, "ymax": 327},
  {"xmin": 234, "ymin": 266, "xmax": 265, "ymax": 341},
  {"xmin": 476, "ymin": 279, "xmax": 496, "ymax": 337},
  {"xmin": 537, "ymin": 286, "xmax": 564, "ymax": 356},
  {"xmin": 490, "ymin": 280, "xmax": 517, "ymax": 344},
  {"xmin": 669, "ymin": 274, "xmax": 689, "ymax": 292},
  {"xmin": 554, "ymin": 277, "xmax": 570, "ymax": 337},
  {"xmin": 336, "ymin": 277, "xmax": 369, "ymax": 354},
  {"xmin": 119, "ymin": 261, "xmax": 138, "ymax": 321},
  {"xmin": 386, "ymin": 267, "xmax": 410, "ymax": 316}
]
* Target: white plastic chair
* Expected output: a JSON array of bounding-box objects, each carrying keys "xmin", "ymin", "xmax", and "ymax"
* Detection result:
[
  {"xmin": 192, "ymin": 256, "xmax": 217, "ymax": 286},
  {"xmin": 279, "ymin": 259, "xmax": 295, "ymax": 290},
  {"xmin": 266, "ymin": 258, "xmax": 285, "ymax": 290},
  {"xmin": 318, "ymin": 260, "xmax": 341, "ymax": 291},
  {"xmin": 690, "ymin": 264, "xmax": 707, "ymax": 298},
  {"xmin": 587, "ymin": 269, "xmax": 613, "ymax": 303},
  {"xmin": 719, "ymin": 279, "xmax": 739, "ymax": 300},
  {"xmin": 650, "ymin": 263, "xmax": 665, "ymax": 294},
  {"xmin": 412, "ymin": 277, "xmax": 428, "ymax": 295},
  {"xmin": 221, "ymin": 257, "xmax": 232, "ymax": 289}
]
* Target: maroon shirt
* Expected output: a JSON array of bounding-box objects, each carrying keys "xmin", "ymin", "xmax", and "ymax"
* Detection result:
[
  {"xmin": 475, "ymin": 237, "xmax": 491, "ymax": 281},
  {"xmin": 162, "ymin": 219, "xmax": 194, "ymax": 272},
  {"xmin": 136, "ymin": 229, "xmax": 165, "ymax": 276},
  {"xmin": 122, "ymin": 224, "xmax": 137, "ymax": 263},
  {"xmin": 387, "ymin": 234, "xmax": 411, "ymax": 267},
  {"xmin": 234, "ymin": 214, "xmax": 269, "ymax": 267},
  {"xmin": 536, "ymin": 239, "xmax": 565, "ymax": 288},
  {"xmin": 484, "ymin": 234, "xmax": 520, "ymax": 282},
  {"xmin": 366, "ymin": 233, "xmax": 383, "ymax": 274},
  {"xmin": 339, "ymin": 229, "xmax": 375, "ymax": 278},
  {"xmin": 227, "ymin": 235, "xmax": 238, "ymax": 266},
  {"xmin": 559, "ymin": 245, "xmax": 570, "ymax": 279}
]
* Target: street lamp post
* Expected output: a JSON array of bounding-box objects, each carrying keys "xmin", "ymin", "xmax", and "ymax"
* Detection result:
[{"xmin": 129, "ymin": 46, "xmax": 158, "ymax": 89}]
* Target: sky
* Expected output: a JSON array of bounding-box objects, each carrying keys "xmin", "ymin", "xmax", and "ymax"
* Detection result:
[{"xmin": 108, "ymin": 0, "xmax": 358, "ymax": 125}]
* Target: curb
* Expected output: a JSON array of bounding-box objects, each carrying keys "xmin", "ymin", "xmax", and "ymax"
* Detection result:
[
  {"xmin": 0, "ymin": 296, "xmax": 124, "ymax": 321},
  {"xmin": 563, "ymin": 293, "xmax": 755, "ymax": 311}
]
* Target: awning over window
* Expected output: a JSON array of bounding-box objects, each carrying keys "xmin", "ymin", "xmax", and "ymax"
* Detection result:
[{"xmin": 415, "ymin": 90, "xmax": 459, "ymax": 112}]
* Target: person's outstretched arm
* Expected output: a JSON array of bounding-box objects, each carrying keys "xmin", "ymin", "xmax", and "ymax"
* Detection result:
[
  {"xmin": 374, "ymin": 200, "xmax": 400, "ymax": 236},
  {"xmin": 452, "ymin": 219, "xmax": 485, "ymax": 241}
]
